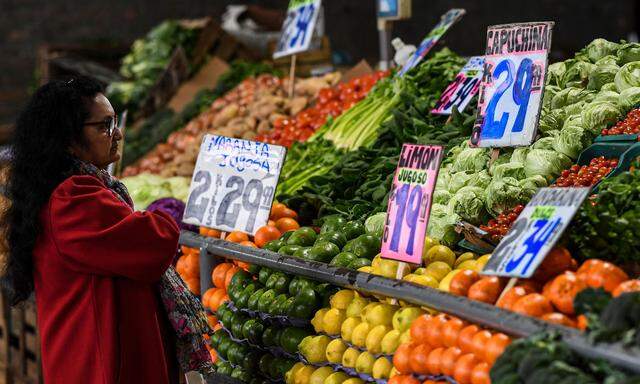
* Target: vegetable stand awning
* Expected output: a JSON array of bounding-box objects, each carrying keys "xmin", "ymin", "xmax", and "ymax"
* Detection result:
[{"xmin": 179, "ymin": 230, "xmax": 640, "ymax": 375}]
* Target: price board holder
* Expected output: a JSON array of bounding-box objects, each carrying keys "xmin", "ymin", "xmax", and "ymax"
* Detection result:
[
  {"xmin": 471, "ymin": 22, "xmax": 554, "ymax": 147},
  {"xmin": 482, "ymin": 187, "xmax": 589, "ymax": 278},
  {"xmin": 398, "ymin": 9, "xmax": 465, "ymax": 76},
  {"xmin": 381, "ymin": 144, "xmax": 444, "ymax": 264},
  {"xmin": 273, "ymin": 0, "xmax": 322, "ymax": 59},
  {"xmin": 432, "ymin": 56, "xmax": 484, "ymax": 115},
  {"xmin": 183, "ymin": 135, "xmax": 286, "ymax": 235}
]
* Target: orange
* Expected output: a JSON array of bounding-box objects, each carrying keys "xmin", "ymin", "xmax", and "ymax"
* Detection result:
[
  {"xmin": 270, "ymin": 202, "xmax": 288, "ymax": 220},
  {"xmin": 512, "ymin": 293, "xmax": 554, "ymax": 318},
  {"xmin": 199, "ymin": 226, "xmax": 208, "ymax": 236},
  {"xmin": 276, "ymin": 217, "xmax": 300, "ymax": 233},
  {"xmin": 184, "ymin": 277, "xmax": 200, "ymax": 295},
  {"xmin": 176, "ymin": 256, "xmax": 187, "ymax": 276},
  {"xmin": 225, "ymin": 231, "xmax": 249, "ymax": 243},
  {"xmin": 223, "ymin": 266, "xmax": 240, "ymax": 289},
  {"xmin": 425, "ymin": 347, "xmax": 444, "ymax": 375},
  {"xmin": 202, "ymin": 287, "xmax": 217, "ymax": 308},
  {"xmin": 254, "ymin": 226, "xmax": 282, "ymax": 248},
  {"xmin": 470, "ymin": 330, "xmax": 492, "ymax": 359},
  {"xmin": 532, "ymin": 246, "xmax": 573, "ymax": 283},
  {"xmin": 207, "ymin": 314, "xmax": 218, "ymax": 327},
  {"xmin": 577, "ymin": 314, "xmax": 588, "ymax": 331},
  {"xmin": 584, "ymin": 262, "xmax": 629, "ymax": 293},
  {"xmin": 183, "ymin": 253, "xmax": 200, "ymax": 278},
  {"xmin": 484, "ymin": 333, "xmax": 511, "ymax": 365},
  {"xmin": 543, "ymin": 271, "xmax": 586, "ymax": 315},
  {"xmin": 453, "ymin": 353, "xmax": 478, "ymax": 384},
  {"xmin": 268, "ymin": 220, "xmax": 277, "ymax": 227},
  {"xmin": 206, "ymin": 228, "xmax": 221, "ymax": 238},
  {"xmin": 410, "ymin": 315, "xmax": 431, "ymax": 344},
  {"xmin": 613, "ymin": 279, "xmax": 640, "ymax": 297},
  {"xmin": 400, "ymin": 376, "xmax": 420, "ymax": 384},
  {"xmin": 440, "ymin": 347, "xmax": 462, "ymax": 376},
  {"xmin": 426, "ymin": 314, "xmax": 448, "ymax": 348},
  {"xmin": 541, "ymin": 312, "xmax": 577, "ymax": 328},
  {"xmin": 442, "ymin": 317, "xmax": 466, "ymax": 348},
  {"xmin": 410, "ymin": 343, "xmax": 432, "ymax": 374},
  {"xmin": 496, "ymin": 285, "xmax": 534, "ymax": 310},
  {"xmin": 470, "ymin": 362, "xmax": 491, "ymax": 384},
  {"xmin": 212, "ymin": 263, "xmax": 233, "ymax": 288},
  {"xmin": 208, "ymin": 289, "xmax": 228, "ymax": 312},
  {"xmin": 449, "ymin": 270, "xmax": 481, "ymax": 296},
  {"xmin": 240, "ymin": 241, "xmax": 257, "ymax": 248},
  {"xmin": 467, "ymin": 277, "xmax": 504, "ymax": 305},
  {"xmin": 393, "ymin": 343, "xmax": 414, "ymax": 374},
  {"xmin": 457, "ymin": 325, "xmax": 479, "ymax": 354}
]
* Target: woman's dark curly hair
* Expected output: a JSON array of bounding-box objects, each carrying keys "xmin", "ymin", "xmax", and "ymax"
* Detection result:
[{"xmin": 2, "ymin": 76, "xmax": 103, "ymax": 305}]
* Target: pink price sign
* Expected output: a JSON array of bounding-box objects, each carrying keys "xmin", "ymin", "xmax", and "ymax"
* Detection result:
[{"xmin": 381, "ymin": 144, "xmax": 444, "ymax": 264}]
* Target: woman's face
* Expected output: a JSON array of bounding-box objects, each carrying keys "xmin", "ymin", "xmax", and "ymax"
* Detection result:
[{"xmin": 71, "ymin": 93, "xmax": 122, "ymax": 169}]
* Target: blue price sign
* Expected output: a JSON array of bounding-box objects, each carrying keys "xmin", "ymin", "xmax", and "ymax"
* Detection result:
[
  {"xmin": 471, "ymin": 22, "xmax": 554, "ymax": 147},
  {"xmin": 482, "ymin": 187, "xmax": 589, "ymax": 278},
  {"xmin": 183, "ymin": 135, "xmax": 286, "ymax": 235},
  {"xmin": 398, "ymin": 9, "xmax": 466, "ymax": 76},
  {"xmin": 273, "ymin": 0, "xmax": 322, "ymax": 59}
]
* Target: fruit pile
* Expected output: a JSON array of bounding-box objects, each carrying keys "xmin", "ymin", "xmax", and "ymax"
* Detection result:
[
  {"xmin": 601, "ymin": 108, "xmax": 640, "ymax": 136},
  {"xmin": 257, "ymin": 71, "xmax": 389, "ymax": 147},
  {"xmin": 479, "ymin": 205, "xmax": 524, "ymax": 243},
  {"xmin": 392, "ymin": 313, "xmax": 512, "ymax": 384},
  {"xmin": 288, "ymin": 288, "xmax": 425, "ymax": 383},
  {"xmin": 551, "ymin": 157, "xmax": 618, "ymax": 188}
]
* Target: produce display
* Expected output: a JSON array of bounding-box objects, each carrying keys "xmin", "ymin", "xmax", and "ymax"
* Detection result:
[
  {"xmin": 123, "ymin": 72, "xmax": 340, "ymax": 177},
  {"xmin": 121, "ymin": 173, "xmax": 190, "ymax": 209}
]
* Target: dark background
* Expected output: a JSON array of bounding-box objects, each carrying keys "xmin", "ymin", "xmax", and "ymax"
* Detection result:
[{"xmin": 0, "ymin": 0, "xmax": 637, "ymax": 125}]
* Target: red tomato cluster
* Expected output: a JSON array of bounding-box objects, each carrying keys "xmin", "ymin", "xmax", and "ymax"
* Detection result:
[
  {"xmin": 551, "ymin": 157, "xmax": 618, "ymax": 187},
  {"xmin": 480, "ymin": 205, "xmax": 524, "ymax": 242},
  {"xmin": 601, "ymin": 108, "xmax": 640, "ymax": 135},
  {"xmin": 257, "ymin": 70, "xmax": 390, "ymax": 147}
]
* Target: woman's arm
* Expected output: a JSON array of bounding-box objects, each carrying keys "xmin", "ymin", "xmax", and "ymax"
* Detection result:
[{"xmin": 49, "ymin": 175, "xmax": 180, "ymax": 282}]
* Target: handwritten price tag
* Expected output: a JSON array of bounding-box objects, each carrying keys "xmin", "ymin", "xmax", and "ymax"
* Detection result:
[
  {"xmin": 183, "ymin": 135, "xmax": 286, "ymax": 235},
  {"xmin": 398, "ymin": 9, "xmax": 466, "ymax": 76},
  {"xmin": 381, "ymin": 144, "xmax": 444, "ymax": 264},
  {"xmin": 273, "ymin": 0, "xmax": 322, "ymax": 59},
  {"xmin": 471, "ymin": 22, "xmax": 554, "ymax": 147},
  {"xmin": 432, "ymin": 56, "xmax": 484, "ymax": 115},
  {"xmin": 482, "ymin": 187, "xmax": 589, "ymax": 278}
]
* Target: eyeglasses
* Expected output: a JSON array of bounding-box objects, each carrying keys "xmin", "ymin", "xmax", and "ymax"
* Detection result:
[{"xmin": 84, "ymin": 116, "xmax": 118, "ymax": 137}]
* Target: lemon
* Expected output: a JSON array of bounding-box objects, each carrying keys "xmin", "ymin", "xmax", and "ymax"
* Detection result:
[
  {"xmin": 360, "ymin": 302, "xmax": 378, "ymax": 322},
  {"xmin": 403, "ymin": 273, "xmax": 439, "ymax": 289},
  {"xmin": 413, "ymin": 267, "xmax": 426, "ymax": 275},
  {"xmin": 372, "ymin": 356, "xmax": 393, "ymax": 379},
  {"xmin": 371, "ymin": 254, "xmax": 383, "ymax": 269},
  {"xmin": 322, "ymin": 309, "xmax": 346, "ymax": 336},
  {"xmin": 475, "ymin": 254, "xmax": 491, "ymax": 271},
  {"xmin": 300, "ymin": 335, "xmax": 330, "ymax": 363},
  {"xmin": 389, "ymin": 367, "xmax": 399, "ymax": 378},
  {"xmin": 438, "ymin": 269, "xmax": 461, "ymax": 292},
  {"xmin": 343, "ymin": 379, "xmax": 365, "ymax": 384},
  {"xmin": 456, "ymin": 259, "xmax": 477, "ymax": 271},
  {"xmin": 421, "ymin": 236, "xmax": 440, "ymax": 261},
  {"xmin": 425, "ymin": 245, "xmax": 456, "ymax": 267},
  {"xmin": 378, "ymin": 259, "xmax": 409, "ymax": 279},
  {"xmin": 365, "ymin": 304, "xmax": 396, "ymax": 326},
  {"xmin": 399, "ymin": 329, "xmax": 412, "ymax": 343},
  {"xmin": 355, "ymin": 351, "xmax": 376, "ymax": 374},
  {"xmin": 309, "ymin": 366, "xmax": 333, "ymax": 384},
  {"xmin": 325, "ymin": 338, "xmax": 348, "ymax": 364},
  {"xmin": 324, "ymin": 372, "xmax": 350, "ymax": 384},
  {"xmin": 350, "ymin": 322, "xmax": 371, "ymax": 347},
  {"xmin": 357, "ymin": 266, "xmax": 373, "ymax": 273},
  {"xmin": 341, "ymin": 347, "xmax": 360, "ymax": 368},
  {"xmin": 293, "ymin": 365, "xmax": 316, "ymax": 384},
  {"xmin": 310, "ymin": 308, "xmax": 328, "ymax": 333},
  {"xmin": 286, "ymin": 362, "xmax": 306, "ymax": 384},
  {"xmin": 346, "ymin": 296, "xmax": 370, "ymax": 318},
  {"xmin": 425, "ymin": 261, "xmax": 452, "ymax": 281},
  {"xmin": 340, "ymin": 316, "xmax": 362, "ymax": 342},
  {"xmin": 365, "ymin": 324, "xmax": 390, "ymax": 354},
  {"xmin": 381, "ymin": 329, "xmax": 402, "ymax": 354},
  {"xmin": 392, "ymin": 307, "xmax": 425, "ymax": 332},
  {"xmin": 330, "ymin": 290, "xmax": 355, "ymax": 310},
  {"xmin": 455, "ymin": 252, "xmax": 477, "ymax": 268}
]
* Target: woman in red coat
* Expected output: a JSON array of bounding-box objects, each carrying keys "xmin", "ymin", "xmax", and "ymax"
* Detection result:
[{"xmin": 2, "ymin": 77, "xmax": 212, "ymax": 383}]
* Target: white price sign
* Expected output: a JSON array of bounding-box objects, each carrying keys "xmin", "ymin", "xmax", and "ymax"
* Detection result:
[
  {"xmin": 482, "ymin": 187, "xmax": 589, "ymax": 278},
  {"xmin": 273, "ymin": 0, "xmax": 322, "ymax": 59},
  {"xmin": 183, "ymin": 135, "xmax": 286, "ymax": 235},
  {"xmin": 431, "ymin": 56, "xmax": 484, "ymax": 115}
]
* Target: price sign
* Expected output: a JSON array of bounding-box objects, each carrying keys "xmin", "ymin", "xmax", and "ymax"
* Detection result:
[
  {"xmin": 183, "ymin": 135, "xmax": 286, "ymax": 235},
  {"xmin": 432, "ymin": 56, "xmax": 484, "ymax": 115},
  {"xmin": 398, "ymin": 9, "xmax": 466, "ymax": 76},
  {"xmin": 273, "ymin": 0, "xmax": 322, "ymax": 59},
  {"xmin": 482, "ymin": 187, "xmax": 589, "ymax": 278},
  {"xmin": 377, "ymin": 0, "xmax": 411, "ymax": 20},
  {"xmin": 471, "ymin": 22, "xmax": 554, "ymax": 147},
  {"xmin": 381, "ymin": 145, "xmax": 444, "ymax": 264}
]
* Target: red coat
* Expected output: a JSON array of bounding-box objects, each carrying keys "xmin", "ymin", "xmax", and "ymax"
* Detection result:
[{"xmin": 33, "ymin": 175, "xmax": 181, "ymax": 383}]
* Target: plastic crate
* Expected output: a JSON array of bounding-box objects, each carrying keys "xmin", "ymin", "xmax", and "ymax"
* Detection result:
[{"xmin": 594, "ymin": 133, "xmax": 639, "ymax": 143}]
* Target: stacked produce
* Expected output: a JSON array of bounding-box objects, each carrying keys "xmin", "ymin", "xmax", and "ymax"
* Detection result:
[
  {"xmin": 121, "ymin": 173, "xmax": 190, "ymax": 209},
  {"xmin": 107, "ymin": 20, "xmax": 200, "ymax": 115},
  {"xmin": 602, "ymin": 107, "xmax": 640, "ymax": 135},
  {"xmin": 258, "ymin": 70, "xmax": 390, "ymax": 147},
  {"xmin": 123, "ymin": 72, "xmax": 340, "ymax": 177},
  {"xmin": 123, "ymin": 61, "xmax": 282, "ymax": 167}
]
